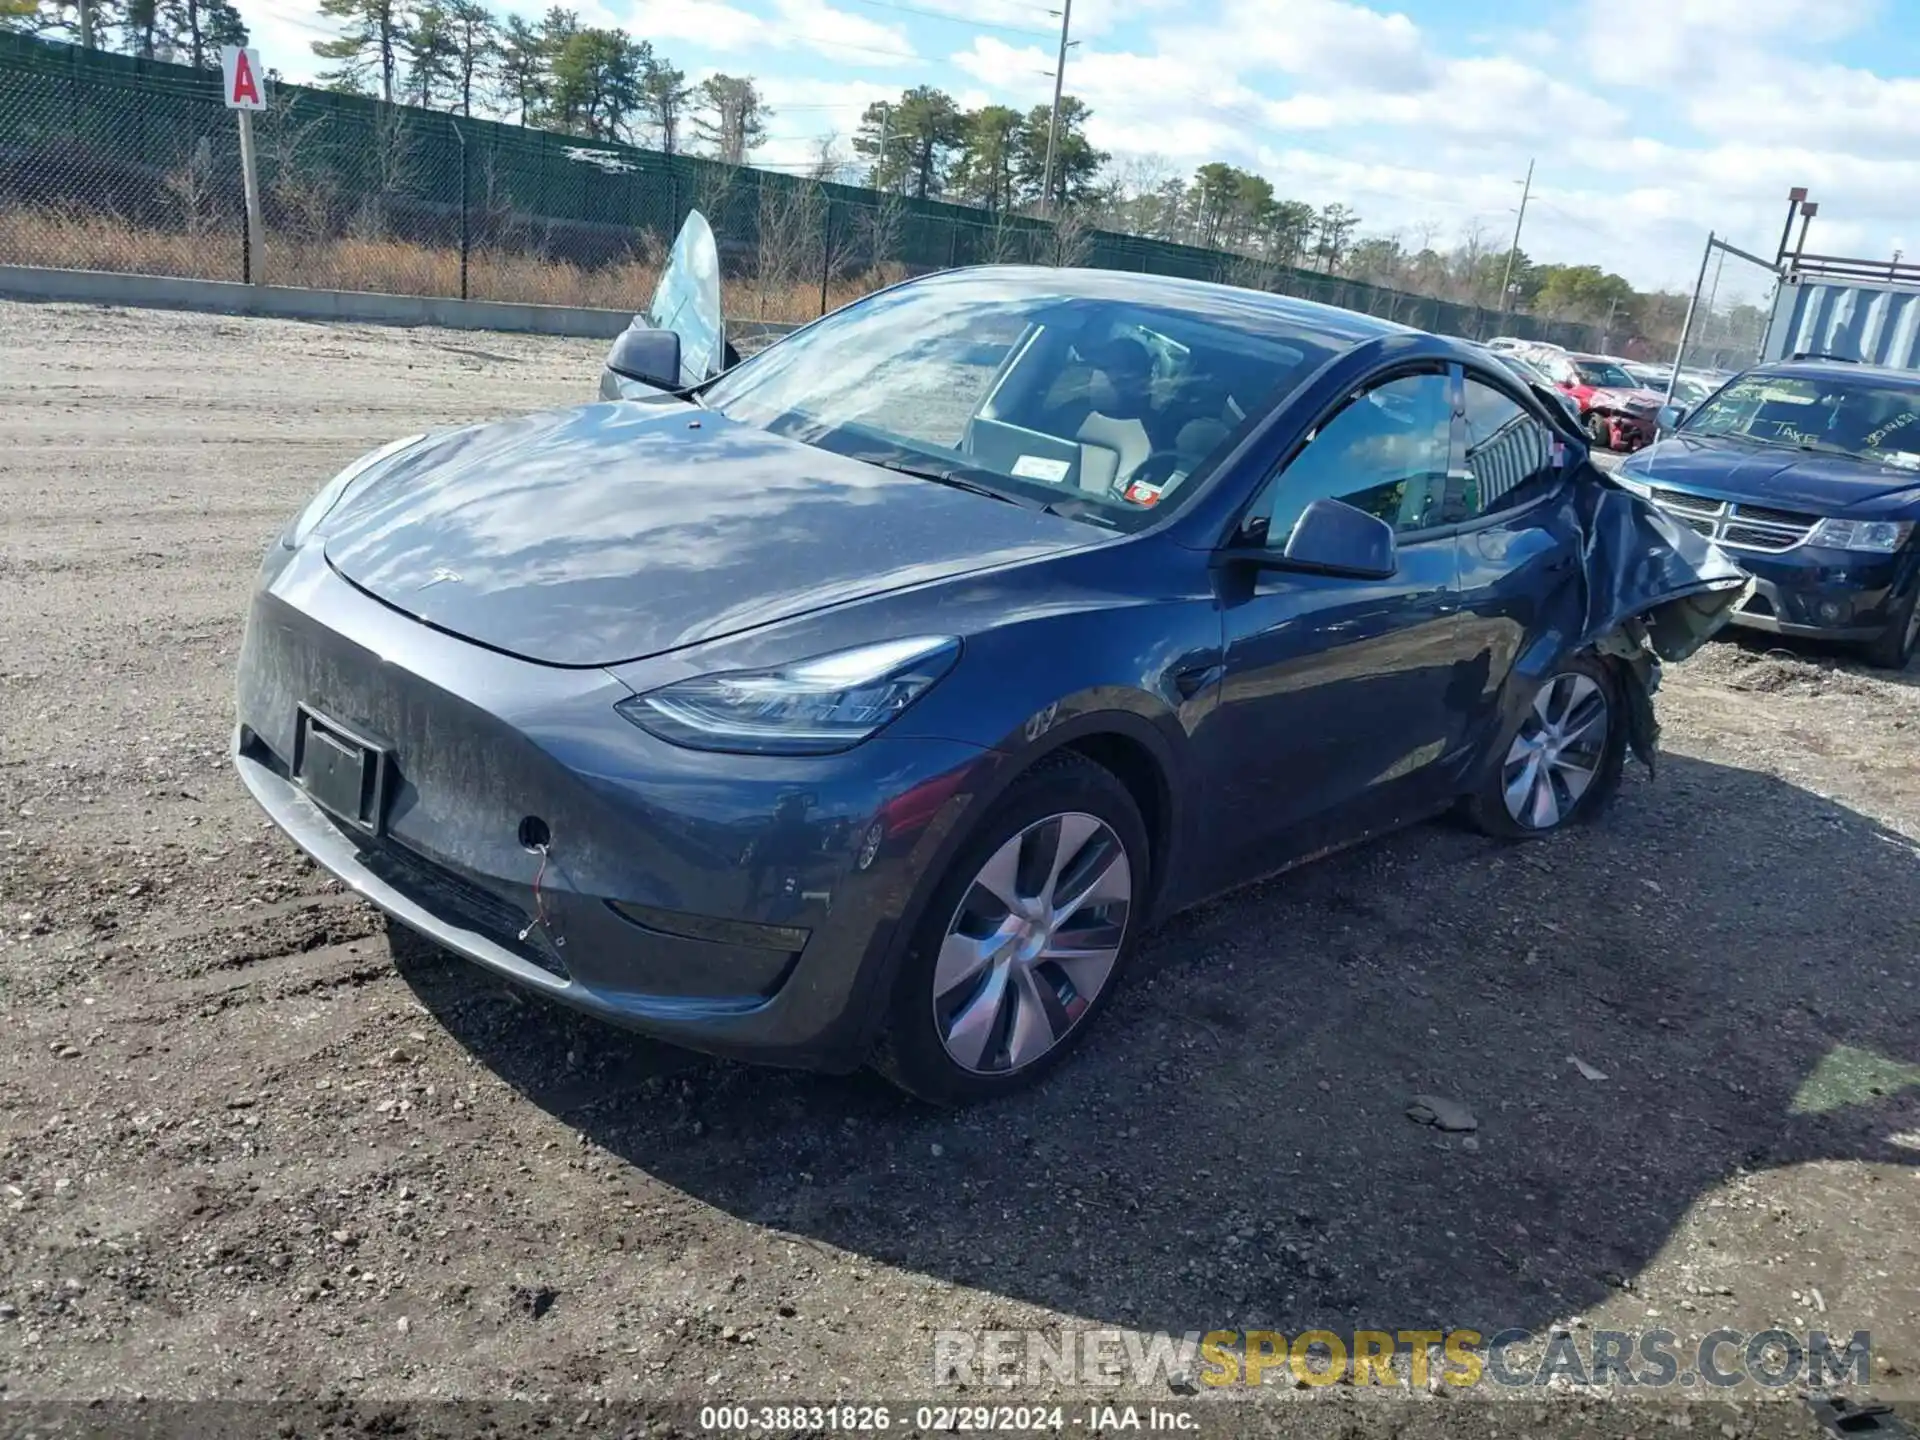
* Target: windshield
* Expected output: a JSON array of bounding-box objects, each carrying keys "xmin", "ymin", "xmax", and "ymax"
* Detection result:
[
  {"xmin": 1683, "ymin": 373, "xmax": 1920, "ymax": 467},
  {"xmin": 1671, "ymin": 375, "xmax": 1713, "ymax": 408},
  {"xmin": 700, "ymin": 271, "xmax": 1341, "ymax": 531},
  {"xmin": 1574, "ymin": 360, "xmax": 1637, "ymax": 389}
]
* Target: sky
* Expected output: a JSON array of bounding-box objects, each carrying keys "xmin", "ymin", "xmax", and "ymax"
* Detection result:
[{"xmin": 234, "ymin": 0, "xmax": 1920, "ymax": 298}]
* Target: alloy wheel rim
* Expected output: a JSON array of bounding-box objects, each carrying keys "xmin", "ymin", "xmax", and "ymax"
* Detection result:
[
  {"xmin": 1502, "ymin": 673, "xmax": 1609, "ymax": 830},
  {"xmin": 932, "ymin": 812, "xmax": 1133, "ymax": 1075}
]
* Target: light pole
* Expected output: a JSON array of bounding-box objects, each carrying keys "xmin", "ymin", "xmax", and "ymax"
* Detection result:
[
  {"xmin": 1498, "ymin": 157, "xmax": 1533, "ymax": 316},
  {"xmin": 1774, "ymin": 186, "xmax": 1808, "ymax": 268},
  {"xmin": 1791, "ymin": 200, "xmax": 1819, "ymax": 269},
  {"xmin": 1039, "ymin": 0, "xmax": 1073, "ymax": 215}
]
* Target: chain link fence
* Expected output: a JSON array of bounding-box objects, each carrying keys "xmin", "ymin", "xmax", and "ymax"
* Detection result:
[
  {"xmin": 0, "ymin": 30, "xmax": 1605, "ymax": 344},
  {"xmin": 1674, "ymin": 240, "xmax": 1778, "ymax": 379}
]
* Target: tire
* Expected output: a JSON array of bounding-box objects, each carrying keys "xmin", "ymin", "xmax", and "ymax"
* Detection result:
[
  {"xmin": 1465, "ymin": 653, "xmax": 1627, "ymax": 840},
  {"xmin": 1863, "ymin": 587, "xmax": 1920, "ymax": 670},
  {"xmin": 1584, "ymin": 411, "xmax": 1613, "ymax": 451},
  {"xmin": 871, "ymin": 753, "xmax": 1149, "ymax": 1104}
]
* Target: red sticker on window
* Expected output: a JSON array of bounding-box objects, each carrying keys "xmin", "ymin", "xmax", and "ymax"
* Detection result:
[{"xmin": 1123, "ymin": 480, "xmax": 1164, "ymax": 507}]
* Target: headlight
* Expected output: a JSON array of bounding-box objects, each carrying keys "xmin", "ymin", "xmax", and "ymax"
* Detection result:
[
  {"xmin": 282, "ymin": 433, "xmax": 427, "ymax": 550},
  {"xmin": 617, "ymin": 636, "xmax": 961, "ymax": 755},
  {"xmin": 1613, "ymin": 474, "xmax": 1652, "ymax": 497},
  {"xmin": 1806, "ymin": 518, "xmax": 1912, "ymax": 553}
]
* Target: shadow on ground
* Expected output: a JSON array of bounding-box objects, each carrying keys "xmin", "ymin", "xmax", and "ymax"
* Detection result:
[{"xmin": 391, "ymin": 752, "xmax": 1920, "ymax": 1339}]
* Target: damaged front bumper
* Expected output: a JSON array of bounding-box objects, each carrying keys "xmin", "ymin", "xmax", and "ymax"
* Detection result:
[{"xmin": 1579, "ymin": 477, "xmax": 1752, "ymax": 770}]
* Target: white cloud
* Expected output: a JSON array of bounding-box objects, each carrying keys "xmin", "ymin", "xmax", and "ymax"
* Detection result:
[{"xmin": 622, "ymin": 0, "xmax": 913, "ymax": 64}]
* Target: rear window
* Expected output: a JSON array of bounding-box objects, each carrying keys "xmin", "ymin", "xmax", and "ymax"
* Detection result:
[{"xmin": 1574, "ymin": 361, "xmax": 1636, "ymax": 388}]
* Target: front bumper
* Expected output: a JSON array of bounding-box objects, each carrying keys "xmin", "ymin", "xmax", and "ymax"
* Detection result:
[
  {"xmin": 234, "ymin": 544, "xmax": 989, "ymax": 1070},
  {"xmin": 1722, "ymin": 548, "xmax": 1913, "ymax": 642},
  {"xmin": 1603, "ymin": 414, "xmax": 1655, "ymax": 452}
]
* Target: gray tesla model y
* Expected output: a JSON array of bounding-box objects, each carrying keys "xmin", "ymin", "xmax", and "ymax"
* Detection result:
[{"xmin": 235, "ymin": 217, "xmax": 1745, "ymax": 1102}]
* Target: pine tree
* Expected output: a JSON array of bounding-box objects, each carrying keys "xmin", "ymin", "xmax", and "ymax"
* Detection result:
[
  {"xmin": 312, "ymin": 0, "xmax": 403, "ymax": 101},
  {"xmin": 690, "ymin": 74, "xmax": 768, "ymax": 165},
  {"xmin": 638, "ymin": 55, "xmax": 691, "ymax": 154}
]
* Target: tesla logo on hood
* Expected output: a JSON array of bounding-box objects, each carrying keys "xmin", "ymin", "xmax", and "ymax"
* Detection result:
[{"xmin": 416, "ymin": 567, "xmax": 462, "ymax": 591}]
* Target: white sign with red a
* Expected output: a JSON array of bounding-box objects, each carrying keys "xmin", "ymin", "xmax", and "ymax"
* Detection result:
[{"xmin": 220, "ymin": 46, "xmax": 266, "ymax": 110}]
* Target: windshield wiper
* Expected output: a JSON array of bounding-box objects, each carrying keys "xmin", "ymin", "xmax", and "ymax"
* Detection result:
[
  {"xmin": 866, "ymin": 458, "xmax": 1028, "ymax": 508},
  {"xmin": 1692, "ymin": 428, "xmax": 1797, "ymax": 451},
  {"xmin": 865, "ymin": 456, "xmax": 1122, "ymax": 528},
  {"xmin": 1037, "ymin": 497, "xmax": 1120, "ymax": 528}
]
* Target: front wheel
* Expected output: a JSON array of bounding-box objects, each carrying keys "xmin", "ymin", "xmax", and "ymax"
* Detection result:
[
  {"xmin": 1863, "ymin": 587, "xmax": 1920, "ymax": 670},
  {"xmin": 1584, "ymin": 411, "xmax": 1614, "ymax": 451},
  {"xmin": 1466, "ymin": 655, "xmax": 1626, "ymax": 839},
  {"xmin": 872, "ymin": 754, "xmax": 1147, "ymax": 1104}
]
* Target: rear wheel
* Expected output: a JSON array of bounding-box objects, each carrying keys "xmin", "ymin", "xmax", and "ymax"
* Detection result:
[
  {"xmin": 1584, "ymin": 411, "xmax": 1613, "ymax": 451},
  {"xmin": 872, "ymin": 754, "xmax": 1146, "ymax": 1104},
  {"xmin": 1466, "ymin": 655, "xmax": 1626, "ymax": 839},
  {"xmin": 1863, "ymin": 587, "xmax": 1920, "ymax": 670}
]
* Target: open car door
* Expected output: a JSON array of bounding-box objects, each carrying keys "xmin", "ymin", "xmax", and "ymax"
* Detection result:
[{"xmin": 599, "ymin": 210, "xmax": 728, "ymax": 399}]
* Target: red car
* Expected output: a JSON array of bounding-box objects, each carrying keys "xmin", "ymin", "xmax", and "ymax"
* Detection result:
[{"xmin": 1529, "ymin": 351, "xmax": 1666, "ymax": 452}]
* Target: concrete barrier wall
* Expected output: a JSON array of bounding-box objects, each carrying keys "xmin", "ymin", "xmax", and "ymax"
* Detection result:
[{"xmin": 0, "ymin": 265, "xmax": 804, "ymax": 346}]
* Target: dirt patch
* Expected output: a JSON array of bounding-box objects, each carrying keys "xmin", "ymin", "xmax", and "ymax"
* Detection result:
[{"xmin": 1, "ymin": 301, "xmax": 1916, "ymax": 1431}]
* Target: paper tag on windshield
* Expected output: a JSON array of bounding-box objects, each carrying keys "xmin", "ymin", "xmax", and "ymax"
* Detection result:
[{"xmin": 1011, "ymin": 455, "xmax": 1072, "ymax": 483}]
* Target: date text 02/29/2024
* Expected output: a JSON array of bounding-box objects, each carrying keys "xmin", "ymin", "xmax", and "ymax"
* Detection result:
[{"xmin": 696, "ymin": 1405, "xmax": 1198, "ymax": 1432}]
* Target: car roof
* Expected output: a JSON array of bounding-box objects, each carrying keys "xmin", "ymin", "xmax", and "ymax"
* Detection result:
[
  {"xmin": 930, "ymin": 265, "xmax": 1409, "ymax": 346},
  {"xmin": 1753, "ymin": 358, "xmax": 1920, "ymax": 389}
]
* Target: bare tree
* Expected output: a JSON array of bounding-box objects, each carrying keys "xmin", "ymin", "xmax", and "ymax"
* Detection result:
[
  {"xmin": 755, "ymin": 179, "xmax": 824, "ymax": 319},
  {"xmin": 260, "ymin": 91, "xmax": 338, "ymax": 246},
  {"xmin": 691, "ymin": 74, "xmax": 770, "ymax": 165},
  {"xmin": 351, "ymin": 99, "xmax": 418, "ymax": 242},
  {"xmin": 694, "ymin": 160, "xmax": 743, "ymax": 245},
  {"xmin": 1041, "ymin": 204, "xmax": 1094, "ymax": 269},
  {"xmin": 162, "ymin": 135, "xmax": 221, "ymax": 244},
  {"xmin": 1222, "ymin": 251, "xmax": 1278, "ymax": 294},
  {"xmin": 808, "ymin": 131, "xmax": 853, "ymax": 184},
  {"xmin": 979, "ymin": 205, "xmax": 1027, "ymax": 265},
  {"xmin": 856, "ymin": 189, "xmax": 905, "ymax": 275}
]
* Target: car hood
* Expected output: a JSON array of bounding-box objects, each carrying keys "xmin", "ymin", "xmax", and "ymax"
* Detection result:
[
  {"xmin": 1589, "ymin": 385, "xmax": 1663, "ymax": 412},
  {"xmin": 1620, "ymin": 433, "xmax": 1920, "ymax": 516},
  {"xmin": 321, "ymin": 403, "xmax": 1097, "ymax": 667}
]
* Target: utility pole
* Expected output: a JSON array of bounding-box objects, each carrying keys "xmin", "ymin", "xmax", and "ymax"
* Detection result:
[
  {"xmin": 78, "ymin": 0, "xmax": 95, "ymax": 47},
  {"xmin": 876, "ymin": 103, "xmax": 892, "ymax": 192},
  {"xmin": 1498, "ymin": 158, "xmax": 1533, "ymax": 316},
  {"xmin": 1039, "ymin": 0, "xmax": 1073, "ymax": 215}
]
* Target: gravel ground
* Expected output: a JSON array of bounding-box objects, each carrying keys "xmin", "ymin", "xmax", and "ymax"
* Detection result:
[{"xmin": 2, "ymin": 301, "xmax": 1918, "ymax": 1436}]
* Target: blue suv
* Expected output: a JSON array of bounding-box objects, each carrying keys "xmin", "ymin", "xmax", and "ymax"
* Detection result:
[{"xmin": 1617, "ymin": 359, "xmax": 1920, "ymax": 668}]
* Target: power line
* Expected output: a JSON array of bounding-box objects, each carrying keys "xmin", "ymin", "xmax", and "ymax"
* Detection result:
[{"xmin": 837, "ymin": 0, "xmax": 1056, "ymax": 39}]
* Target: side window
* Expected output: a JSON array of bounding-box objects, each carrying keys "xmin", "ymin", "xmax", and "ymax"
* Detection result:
[
  {"xmin": 1250, "ymin": 372, "xmax": 1454, "ymax": 544},
  {"xmin": 1458, "ymin": 377, "xmax": 1559, "ymax": 519}
]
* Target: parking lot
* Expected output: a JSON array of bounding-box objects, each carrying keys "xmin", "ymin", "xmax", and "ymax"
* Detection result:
[{"xmin": 3, "ymin": 301, "xmax": 1920, "ymax": 1427}]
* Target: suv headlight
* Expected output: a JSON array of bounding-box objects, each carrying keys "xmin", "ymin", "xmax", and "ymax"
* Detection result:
[
  {"xmin": 1806, "ymin": 518, "xmax": 1912, "ymax": 553},
  {"xmin": 283, "ymin": 433, "xmax": 427, "ymax": 550},
  {"xmin": 617, "ymin": 637, "xmax": 961, "ymax": 755}
]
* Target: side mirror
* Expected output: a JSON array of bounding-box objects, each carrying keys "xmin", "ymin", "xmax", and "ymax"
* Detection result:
[
  {"xmin": 1657, "ymin": 404, "xmax": 1689, "ymax": 433},
  {"xmin": 605, "ymin": 325, "xmax": 683, "ymax": 392},
  {"xmin": 1277, "ymin": 497, "xmax": 1398, "ymax": 580}
]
